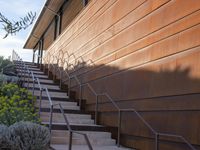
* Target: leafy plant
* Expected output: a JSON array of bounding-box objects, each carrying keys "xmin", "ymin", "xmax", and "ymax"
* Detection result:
[
  {"xmin": 0, "ymin": 56, "xmax": 16, "ymax": 76},
  {"xmin": 0, "ymin": 84, "xmax": 39, "ymax": 126},
  {"xmin": 9, "ymin": 121, "xmax": 50, "ymax": 150},
  {"xmin": 0, "ymin": 122, "xmax": 50, "ymax": 150},
  {"xmin": 0, "ymin": 74, "xmax": 6, "ymax": 86},
  {"xmin": 0, "ymin": 56, "xmax": 19, "ymax": 86},
  {"xmin": 0, "ymin": 12, "xmax": 36, "ymax": 38},
  {"xmin": 0, "ymin": 124, "xmax": 10, "ymax": 149}
]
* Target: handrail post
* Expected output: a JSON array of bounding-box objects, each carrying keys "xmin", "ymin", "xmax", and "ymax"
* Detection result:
[
  {"xmin": 68, "ymin": 78, "xmax": 71, "ymax": 98},
  {"xmin": 53, "ymin": 64, "xmax": 56, "ymax": 81},
  {"xmin": 48, "ymin": 64, "xmax": 50, "ymax": 77},
  {"xmin": 155, "ymin": 133, "xmax": 159, "ymax": 150},
  {"xmin": 59, "ymin": 70, "xmax": 62, "ymax": 88},
  {"xmin": 39, "ymin": 89, "xmax": 43, "ymax": 117},
  {"xmin": 32, "ymin": 79, "xmax": 35, "ymax": 104},
  {"xmin": 95, "ymin": 95, "xmax": 98, "ymax": 124},
  {"xmin": 26, "ymin": 69, "xmax": 30, "ymax": 89},
  {"xmin": 117, "ymin": 110, "xmax": 121, "ymax": 147},
  {"xmin": 23, "ymin": 65, "xmax": 26, "ymax": 86},
  {"xmin": 79, "ymin": 84, "xmax": 82, "ymax": 109},
  {"xmin": 19, "ymin": 62, "xmax": 22, "ymax": 80},
  {"xmin": 69, "ymin": 131, "xmax": 72, "ymax": 150},
  {"xmin": 49, "ymin": 104, "xmax": 53, "ymax": 133}
]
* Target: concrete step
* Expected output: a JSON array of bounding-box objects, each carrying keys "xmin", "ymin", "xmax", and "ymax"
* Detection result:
[
  {"xmin": 51, "ymin": 144, "xmax": 133, "ymax": 150},
  {"xmin": 25, "ymin": 78, "xmax": 54, "ymax": 83},
  {"xmin": 17, "ymin": 70, "xmax": 46, "ymax": 76},
  {"xmin": 36, "ymin": 100, "xmax": 77, "ymax": 106},
  {"xmin": 36, "ymin": 101, "xmax": 79, "ymax": 110},
  {"xmin": 51, "ymin": 130, "xmax": 111, "ymax": 138},
  {"xmin": 24, "ymin": 83, "xmax": 60, "ymax": 90},
  {"xmin": 41, "ymin": 117, "xmax": 94, "ymax": 125},
  {"xmin": 24, "ymin": 73, "xmax": 49, "ymax": 78},
  {"xmin": 37, "ymin": 96, "xmax": 72, "ymax": 102},
  {"xmin": 44, "ymin": 123, "xmax": 106, "ymax": 131},
  {"xmin": 28, "ymin": 68, "xmax": 41, "ymax": 71},
  {"xmin": 51, "ymin": 137, "xmax": 115, "ymax": 145},
  {"xmin": 33, "ymin": 90, "xmax": 68, "ymax": 98},
  {"xmin": 51, "ymin": 130, "xmax": 114, "ymax": 145},
  {"xmin": 39, "ymin": 107, "xmax": 90, "ymax": 114},
  {"xmin": 40, "ymin": 112, "xmax": 91, "ymax": 119},
  {"xmin": 28, "ymin": 71, "xmax": 44, "ymax": 74},
  {"xmin": 21, "ymin": 75, "xmax": 51, "ymax": 80},
  {"xmin": 27, "ymin": 65, "xmax": 39, "ymax": 69}
]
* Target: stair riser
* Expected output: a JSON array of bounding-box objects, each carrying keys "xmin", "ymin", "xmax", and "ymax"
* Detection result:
[
  {"xmin": 25, "ymin": 78, "xmax": 54, "ymax": 84},
  {"xmin": 50, "ymin": 145, "xmax": 132, "ymax": 150},
  {"xmin": 36, "ymin": 105, "xmax": 80, "ymax": 110},
  {"xmin": 40, "ymin": 113, "xmax": 91, "ymax": 119},
  {"xmin": 51, "ymin": 137, "xmax": 116, "ymax": 145},
  {"xmin": 24, "ymin": 83, "xmax": 60, "ymax": 90},
  {"xmin": 36, "ymin": 101, "xmax": 77, "ymax": 106},
  {"xmin": 39, "ymin": 108, "xmax": 89, "ymax": 114},
  {"xmin": 41, "ymin": 118, "xmax": 94, "ymax": 124},
  {"xmin": 51, "ymin": 131, "xmax": 111, "ymax": 138},
  {"xmin": 33, "ymin": 91, "xmax": 68, "ymax": 98},
  {"xmin": 46, "ymin": 124, "xmax": 108, "ymax": 132},
  {"xmin": 21, "ymin": 74, "xmax": 48, "ymax": 78}
]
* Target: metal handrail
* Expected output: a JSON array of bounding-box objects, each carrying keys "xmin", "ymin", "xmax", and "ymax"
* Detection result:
[
  {"xmin": 120, "ymin": 108, "xmax": 196, "ymax": 150},
  {"xmin": 24, "ymin": 65, "xmax": 31, "ymax": 90},
  {"xmin": 59, "ymin": 104, "xmax": 93, "ymax": 150},
  {"xmin": 42, "ymin": 86, "xmax": 93, "ymax": 150},
  {"xmin": 43, "ymin": 52, "xmax": 197, "ymax": 150},
  {"xmin": 32, "ymin": 55, "xmax": 93, "ymax": 150},
  {"xmin": 36, "ymin": 77, "xmax": 44, "ymax": 117}
]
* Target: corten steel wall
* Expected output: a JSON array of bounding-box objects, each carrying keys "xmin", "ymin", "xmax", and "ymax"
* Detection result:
[{"xmin": 44, "ymin": 0, "xmax": 200, "ymax": 149}]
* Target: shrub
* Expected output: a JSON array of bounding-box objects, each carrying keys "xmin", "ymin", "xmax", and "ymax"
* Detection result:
[
  {"xmin": 0, "ymin": 56, "xmax": 16, "ymax": 76},
  {"xmin": 0, "ymin": 84, "xmax": 39, "ymax": 126},
  {"xmin": 0, "ymin": 122, "xmax": 50, "ymax": 150},
  {"xmin": 0, "ymin": 56, "xmax": 18, "ymax": 85},
  {"xmin": 9, "ymin": 122, "xmax": 50, "ymax": 150},
  {"xmin": 0, "ymin": 124, "xmax": 10, "ymax": 149}
]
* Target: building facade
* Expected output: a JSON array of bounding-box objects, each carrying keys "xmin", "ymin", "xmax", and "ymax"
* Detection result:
[{"xmin": 24, "ymin": 0, "xmax": 200, "ymax": 149}]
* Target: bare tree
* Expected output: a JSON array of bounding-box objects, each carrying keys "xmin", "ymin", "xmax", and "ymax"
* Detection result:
[{"xmin": 0, "ymin": 11, "xmax": 36, "ymax": 38}]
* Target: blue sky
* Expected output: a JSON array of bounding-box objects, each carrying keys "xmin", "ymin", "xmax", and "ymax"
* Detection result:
[{"xmin": 0, "ymin": 0, "xmax": 45, "ymax": 61}]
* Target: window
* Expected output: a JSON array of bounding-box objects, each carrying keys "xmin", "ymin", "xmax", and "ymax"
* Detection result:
[{"xmin": 54, "ymin": 12, "xmax": 62, "ymax": 39}]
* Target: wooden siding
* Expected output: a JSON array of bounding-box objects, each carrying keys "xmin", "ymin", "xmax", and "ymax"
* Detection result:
[
  {"xmin": 43, "ymin": 20, "xmax": 55, "ymax": 50},
  {"xmin": 61, "ymin": 0, "xmax": 84, "ymax": 32},
  {"xmin": 44, "ymin": 0, "xmax": 200, "ymax": 149}
]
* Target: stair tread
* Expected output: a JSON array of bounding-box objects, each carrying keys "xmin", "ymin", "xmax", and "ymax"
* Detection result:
[
  {"xmin": 51, "ymin": 144, "xmax": 133, "ymax": 150},
  {"xmin": 37, "ymin": 100, "xmax": 77, "ymax": 105},
  {"xmin": 33, "ymin": 91, "xmax": 68, "ymax": 98},
  {"xmin": 51, "ymin": 130, "xmax": 111, "ymax": 136},
  {"xmin": 24, "ymin": 83, "xmax": 60, "ymax": 88},
  {"xmin": 16, "ymin": 62, "xmax": 133, "ymax": 150},
  {"xmin": 42, "ymin": 122, "xmax": 97, "ymax": 126},
  {"xmin": 40, "ymin": 112, "xmax": 90, "ymax": 118}
]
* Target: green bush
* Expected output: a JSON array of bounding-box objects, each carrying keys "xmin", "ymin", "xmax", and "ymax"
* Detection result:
[
  {"xmin": 0, "ymin": 83, "xmax": 39, "ymax": 126},
  {"xmin": 0, "ymin": 122, "xmax": 50, "ymax": 150}
]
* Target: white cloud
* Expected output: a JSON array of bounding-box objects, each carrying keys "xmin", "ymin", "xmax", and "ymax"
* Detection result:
[{"xmin": 0, "ymin": 35, "xmax": 32, "ymax": 61}]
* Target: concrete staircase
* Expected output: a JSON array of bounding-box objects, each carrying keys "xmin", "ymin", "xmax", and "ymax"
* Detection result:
[{"xmin": 21, "ymin": 62, "xmax": 133, "ymax": 150}]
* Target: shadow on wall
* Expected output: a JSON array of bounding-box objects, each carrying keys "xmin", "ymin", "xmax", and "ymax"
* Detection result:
[{"xmin": 51, "ymin": 59, "xmax": 200, "ymax": 150}]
